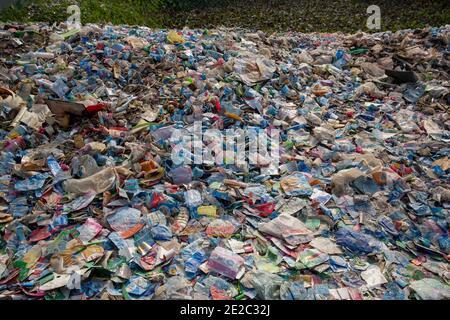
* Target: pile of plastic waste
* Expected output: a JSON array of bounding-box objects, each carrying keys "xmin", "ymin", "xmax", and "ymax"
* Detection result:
[{"xmin": 0, "ymin": 22, "xmax": 449, "ymax": 300}]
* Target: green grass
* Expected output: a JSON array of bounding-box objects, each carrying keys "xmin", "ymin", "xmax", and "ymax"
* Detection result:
[
  {"xmin": 0, "ymin": 0, "xmax": 164, "ymax": 28},
  {"xmin": 162, "ymin": 0, "xmax": 450, "ymax": 33},
  {"xmin": 0, "ymin": 0, "xmax": 449, "ymax": 33}
]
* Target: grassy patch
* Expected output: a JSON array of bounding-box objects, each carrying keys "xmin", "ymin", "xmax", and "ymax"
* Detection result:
[
  {"xmin": 0, "ymin": 0, "xmax": 163, "ymax": 27},
  {"xmin": 0, "ymin": 0, "xmax": 449, "ymax": 32},
  {"xmin": 162, "ymin": 0, "xmax": 450, "ymax": 33}
]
